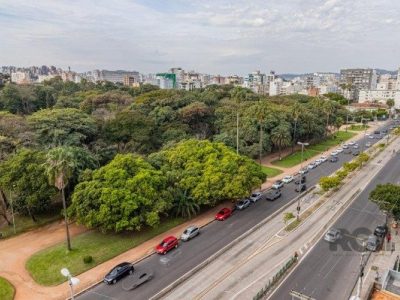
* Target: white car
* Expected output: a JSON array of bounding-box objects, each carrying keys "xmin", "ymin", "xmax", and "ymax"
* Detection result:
[
  {"xmin": 336, "ymin": 148, "xmax": 344, "ymax": 153},
  {"xmin": 299, "ymin": 168, "xmax": 308, "ymax": 175},
  {"xmin": 331, "ymin": 150, "xmax": 339, "ymax": 156},
  {"xmin": 366, "ymin": 142, "xmax": 371, "ymax": 147},
  {"xmin": 324, "ymin": 228, "xmax": 341, "ymax": 243},
  {"xmin": 342, "ymin": 144, "xmax": 349, "ymax": 149},
  {"xmin": 249, "ymin": 192, "xmax": 263, "ymax": 203},
  {"xmin": 353, "ymin": 144, "xmax": 359, "ymax": 149},
  {"xmin": 365, "ymin": 133, "xmax": 371, "ymax": 136},
  {"xmin": 314, "ymin": 159, "xmax": 322, "ymax": 166},
  {"xmin": 348, "ymin": 141, "xmax": 355, "ymax": 146},
  {"xmin": 368, "ymin": 135, "xmax": 375, "ymax": 139},
  {"xmin": 307, "ymin": 162, "xmax": 317, "ymax": 170},
  {"xmin": 320, "ymin": 156, "xmax": 327, "ymax": 163},
  {"xmin": 282, "ymin": 175, "xmax": 294, "ymax": 184}
]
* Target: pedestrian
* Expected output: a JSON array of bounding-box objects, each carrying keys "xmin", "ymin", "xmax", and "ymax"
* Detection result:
[{"xmin": 388, "ymin": 232, "xmax": 392, "ymax": 243}]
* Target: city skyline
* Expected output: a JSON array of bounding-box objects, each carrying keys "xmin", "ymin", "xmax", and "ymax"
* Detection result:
[{"xmin": 1, "ymin": 0, "xmax": 400, "ymax": 75}]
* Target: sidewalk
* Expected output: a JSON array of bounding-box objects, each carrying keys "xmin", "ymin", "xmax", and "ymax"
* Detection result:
[
  {"xmin": 0, "ymin": 201, "xmax": 230, "ymax": 300},
  {"xmin": 260, "ymin": 122, "xmax": 382, "ymax": 190}
]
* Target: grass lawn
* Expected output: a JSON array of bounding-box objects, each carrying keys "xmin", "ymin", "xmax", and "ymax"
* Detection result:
[
  {"xmin": 260, "ymin": 165, "xmax": 282, "ymax": 178},
  {"xmin": 0, "ymin": 277, "xmax": 15, "ymax": 300},
  {"xmin": 272, "ymin": 131, "xmax": 356, "ymax": 168},
  {"xmin": 0, "ymin": 213, "xmax": 61, "ymax": 239},
  {"xmin": 272, "ymin": 149, "xmax": 320, "ymax": 168},
  {"xmin": 26, "ymin": 217, "xmax": 184, "ymax": 286},
  {"xmin": 348, "ymin": 124, "xmax": 369, "ymax": 131}
]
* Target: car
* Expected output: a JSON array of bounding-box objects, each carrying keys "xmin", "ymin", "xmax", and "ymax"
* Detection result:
[
  {"xmin": 353, "ymin": 144, "xmax": 359, "ymax": 149},
  {"xmin": 336, "ymin": 148, "xmax": 344, "ymax": 153},
  {"xmin": 375, "ymin": 135, "xmax": 382, "ymax": 139},
  {"xmin": 104, "ymin": 262, "xmax": 134, "ymax": 284},
  {"xmin": 282, "ymin": 175, "xmax": 294, "ymax": 184},
  {"xmin": 215, "ymin": 208, "xmax": 232, "ymax": 221},
  {"xmin": 294, "ymin": 176, "xmax": 306, "ymax": 185},
  {"xmin": 374, "ymin": 224, "xmax": 388, "ymax": 238},
  {"xmin": 295, "ymin": 183, "xmax": 306, "ymax": 192},
  {"xmin": 374, "ymin": 130, "xmax": 380, "ymax": 135},
  {"xmin": 265, "ymin": 189, "xmax": 281, "ymax": 201},
  {"xmin": 366, "ymin": 234, "xmax": 382, "ymax": 252},
  {"xmin": 342, "ymin": 144, "xmax": 349, "ymax": 149},
  {"xmin": 249, "ymin": 192, "xmax": 263, "ymax": 203},
  {"xmin": 299, "ymin": 168, "xmax": 308, "ymax": 175},
  {"xmin": 368, "ymin": 135, "xmax": 375, "ymax": 139},
  {"xmin": 122, "ymin": 270, "xmax": 153, "ymax": 291},
  {"xmin": 324, "ymin": 228, "xmax": 341, "ymax": 243},
  {"xmin": 272, "ymin": 180, "xmax": 284, "ymax": 189},
  {"xmin": 330, "ymin": 155, "xmax": 338, "ymax": 162},
  {"xmin": 236, "ymin": 198, "xmax": 251, "ymax": 210},
  {"xmin": 365, "ymin": 142, "xmax": 372, "ymax": 148},
  {"xmin": 348, "ymin": 141, "xmax": 355, "ymax": 146},
  {"xmin": 365, "ymin": 133, "xmax": 371, "ymax": 136},
  {"xmin": 314, "ymin": 159, "xmax": 322, "ymax": 166},
  {"xmin": 382, "ymin": 129, "xmax": 388, "ymax": 134},
  {"xmin": 307, "ymin": 163, "xmax": 317, "ymax": 170},
  {"xmin": 180, "ymin": 225, "xmax": 200, "ymax": 241},
  {"xmin": 320, "ymin": 156, "xmax": 327, "ymax": 162},
  {"xmin": 155, "ymin": 236, "xmax": 179, "ymax": 254},
  {"xmin": 331, "ymin": 150, "xmax": 339, "ymax": 156},
  {"xmin": 352, "ymin": 150, "xmax": 360, "ymax": 156}
]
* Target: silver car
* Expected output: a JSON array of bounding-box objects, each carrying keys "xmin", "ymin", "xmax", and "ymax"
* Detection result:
[
  {"xmin": 324, "ymin": 228, "xmax": 341, "ymax": 243},
  {"xmin": 249, "ymin": 192, "xmax": 263, "ymax": 203},
  {"xmin": 180, "ymin": 226, "xmax": 200, "ymax": 241},
  {"xmin": 366, "ymin": 235, "xmax": 381, "ymax": 252}
]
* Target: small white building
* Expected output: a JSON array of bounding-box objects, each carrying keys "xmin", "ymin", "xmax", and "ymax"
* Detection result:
[{"xmin": 359, "ymin": 90, "xmax": 400, "ymax": 108}]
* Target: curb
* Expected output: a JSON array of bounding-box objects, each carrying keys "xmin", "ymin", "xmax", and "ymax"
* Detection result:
[{"xmin": 149, "ymin": 187, "xmax": 315, "ymax": 300}]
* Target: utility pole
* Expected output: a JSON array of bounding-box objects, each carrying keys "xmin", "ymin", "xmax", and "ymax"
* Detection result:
[
  {"xmin": 296, "ymin": 142, "xmax": 309, "ymax": 220},
  {"xmin": 355, "ymin": 242, "xmax": 366, "ymax": 300}
]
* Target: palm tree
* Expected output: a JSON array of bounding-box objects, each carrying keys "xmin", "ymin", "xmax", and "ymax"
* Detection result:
[
  {"xmin": 290, "ymin": 102, "xmax": 303, "ymax": 153},
  {"xmin": 174, "ymin": 189, "xmax": 200, "ymax": 219},
  {"xmin": 271, "ymin": 123, "xmax": 292, "ymax": 160},
  {"xmin": 44, "ymin": 147, "xmax": 77, "ymax": 251},
  {"xmin": 323, "ymin": 101, "xmax": 336, "ymax": 137},
  {"xmin": 255, "ymin": 101, "xmax": 268, "ymax": 166},
  {"xmin": 231, "ymin": 87, "xmax": 248, "ymax": 154}
]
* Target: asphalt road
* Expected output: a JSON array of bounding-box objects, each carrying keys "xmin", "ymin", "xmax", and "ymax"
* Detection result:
[
  {"xmin": 78, "ymin": 121, "xmax": 393, "ymax": 300},
  {"xmin": 270, "ymin": 137, "xmax": 400, "ymax": 300}
]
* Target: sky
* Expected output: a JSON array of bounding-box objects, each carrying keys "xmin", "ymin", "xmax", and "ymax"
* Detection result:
[{"xmin": 0, "ymin": 0, "xmax": 400, "ymax": 75}]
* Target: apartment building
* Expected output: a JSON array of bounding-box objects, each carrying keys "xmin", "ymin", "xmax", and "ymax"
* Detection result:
[{"xmin": 340, "ymin": 68, "xmax": 377, "ymax": 100}]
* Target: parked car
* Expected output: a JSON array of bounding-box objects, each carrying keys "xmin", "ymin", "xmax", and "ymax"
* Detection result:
[
  {"xmin": 299, "ymin": 168, "xmax": 308, "ymax": 175},
  {"xmin": 320, "ymin": 156, "xmax": 328, "ymax": 162},
  {"xmin": 249, "ymin": 192, "xmax": 263, "ymax": 203},
  {"xmin": 336, "ymin": 148, "xmax": 344, "ymax": 153},
  {"xmin": 314, "ymin": 159, "xmax": 322, "ymax": 166},
  {"xmin": 331, "ymin": 150, "xmax": 339, "ymax": 156},
  {"xmin": 366, "ymin": 234, "xmax": 382, "ymax": 252},
  {"xmin": 282, "ymin": 175, "xmax": 294, "ymax": 184},
  {"xmin": 342, "ymin": 144, "xmax": 349, "ymax": 149},
  {"xmin": 368, "ymin": 135, "xmax": 375, "ymax": 139},
  {"xmin": 104, "ymin": 262, "xmax": 134, "ymax": 284},
  {"xmin": 353, "ymin": 144, "xmax": 359, "ymax": 149},
  {"xmin": 122, "ymin": 270, "xmax": 153, "ymax": 291},
  {"xmin": 352, "ymin": 150, "xmax": 360, "ymax": 156},
  {"xmin": 374, "ymin": 130, "xmax": 380, "ymax": 135},
  {"xmin": 156, "ymin": 236, "xmax": 179, "ymax": 254},
  {"xmin": 324, "ymin": 228, "xmax": 341, "ymax": 243},
  {"xmin": 265, "ymin": 189, "xmax": 281, "ymax": 201},
  {"xmin": 294, "ymin": 176, "xmax": 306, "ymax": 185},
  {"xmin": 330, "ymin": 155, "xmax": 338, "ymax": 162},
  {"xmin": 365, "ymin": 142, "xmax": 372, "ymax": 148},
  {"xmin": 215, "ymin": 208, "xmax": 232, "ymax": 221},
  {"xmin": 307, "ymin": 163, "xmax": 317, "ymax": 170},
  {"xmin": 295, "ymin": 183, "xmax": 307, "ymax": 192},
  {"xmin": 374, "ymin": 224, "xmax": 388, "ymax": 238},
  {"xmin": 348, "ymin": 141, "xmax": 355, "ymax": 146},
  {"xmin": 344, "ymin": 148, "xmax": 352, "ymax": 154},
  {"xmin": 272, "ymin": 180, "xmax": 284, "ymax": 189},
  {"xmin": 180, "ymin": 225, "xmax": 200, "ymax": 241},
  {"xmin": 236, "ymin": 198, "xmax": 251, "ymax": 210}
]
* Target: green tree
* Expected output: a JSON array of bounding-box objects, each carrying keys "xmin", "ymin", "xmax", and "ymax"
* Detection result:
[
  {"xmin": 0, "ymin": 149, "xmax": 57, "ymax": 221},
  {"xmin": 319, "ymin": 176, "xmax": 341, "ymax": 191},
  {"xmin": 270, "ymin": 123, "xmax": 292, "ymax": 160},
  {"xmin": 369, "ymin": 184, "xmax": 400, "ymax": 218},
  {"xmin": 69, "ymin": 154, "xmax": 172, "ymax": 232},
  {"xmin": 387, "ymin": 99, "xmax": 395, "ymax": 109},
  {"xmin": 173, "ymin": 189, "xmax": 200, "ymax": 219},
  {"xmin": 28, "ymin": 108, "xmax": 97, "ymax": 147}
]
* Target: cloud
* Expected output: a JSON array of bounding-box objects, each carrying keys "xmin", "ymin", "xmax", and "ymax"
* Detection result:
[{"xmin": 0, "ymin": 0, "xmax": 399, "ymax": 74}]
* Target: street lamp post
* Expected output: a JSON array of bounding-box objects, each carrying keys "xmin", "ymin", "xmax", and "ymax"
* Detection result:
[
  {"xmin": 61, "ymin": 268, "xmax": 80, "ymax": 300},
  {"xmin": 296, "ymin": 142, "xmax": 309, "ymax": 220}
]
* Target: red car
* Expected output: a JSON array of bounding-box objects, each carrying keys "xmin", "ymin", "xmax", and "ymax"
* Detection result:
[
  {"xmin": 215, "ymin": 208, "xmax": 232, "ymax": 221},
  {"xmin": 155, "ymin": 236, "xmax": 178, "ymax": 254}
]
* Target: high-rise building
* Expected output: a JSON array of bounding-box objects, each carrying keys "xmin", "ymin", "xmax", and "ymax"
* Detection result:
[
  {"xmin": 11, "ymin": 71, "xmax": 32, "ymax": 84},
  {"xmin": 340, "ymin": 68, "xmax": 377, "ymax": 100}
]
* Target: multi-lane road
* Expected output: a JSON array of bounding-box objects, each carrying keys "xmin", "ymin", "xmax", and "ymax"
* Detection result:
[
  {"xmin": 270, "ymin": 142, "xmax": 400, "ymax": 300},
  {"xmin": 78, "ymin": 121, "xmax": 393, "ymax": 300}
]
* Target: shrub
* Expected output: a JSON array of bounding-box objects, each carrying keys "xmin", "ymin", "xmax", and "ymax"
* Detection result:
[
  {"xmin": 319, "ymin": 176, "xmax": 341, "ymax": 191},
  {"xmin": 83, "ymin": 255, "xmax": 93, "ymax": 264},
  {"xmin": 335, "ymin": 169, "xmax": 348, "ymax": 180},
  {"xmin": 343, "ymin": 162, "xmax": 359, "ymax": 172},
  {"xmin": 357, "ymin": 153, "xmax": 369, "ymax": 164}
]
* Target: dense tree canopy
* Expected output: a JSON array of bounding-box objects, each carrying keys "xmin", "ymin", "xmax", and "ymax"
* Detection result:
[
  {"xmin": 69, "ymin": 154, "xmax": 172, "ymax": 232},
  {"xmin": 369, "ymin": 183, "xmax": 400, "ymax": 219}
]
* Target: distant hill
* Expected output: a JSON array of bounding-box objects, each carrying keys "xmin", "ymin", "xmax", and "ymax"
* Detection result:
[{"xmin": 279, "ymin": 72, "xmax": 339, "ymax": 80}]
